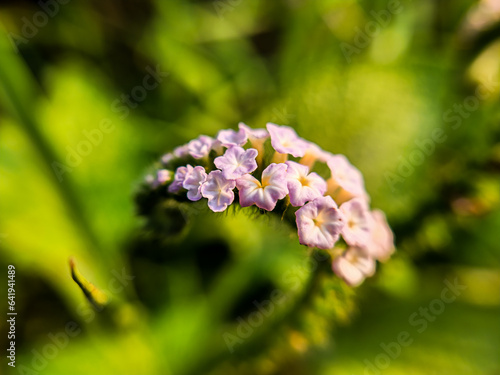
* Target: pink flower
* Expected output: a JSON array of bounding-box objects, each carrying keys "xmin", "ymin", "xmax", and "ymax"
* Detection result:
[
  {"xmin": 339, "ymin": 198, "xmax": 371, "ymax": 247},
  {"xmin": 295, "ymin": 196, "xmax": 344, "ymax": 249},
  {"xmin": 173, "ymin": 144, "xmax": 190, "ymax": 158},
  {"xmin": 239, "ymin": 123, "xmax": 268, "ymax": 164},
  {"xmin": 365, "ymin": 210, "xmax": 395, "ymax": 261},
  {"xmin": 238, "ymin": 122, "xmax": 269, "ymax": 141},
  {"xmin": 217, "ymin": 128, "xmax": 248, "ymax": 148},
  {"xmin": 214, "ymin": 147, "xmax": 258, "ymax": 180},
  {"xmin": 236, "ymin": 163, "xmax": 288, "ymax": 211},
  {"xmin": 168, "ymin": 165, "xmax": 193, "ymax": 193},
  {"xmin": 266, "ymin": 123, "xmax": 308, "ymax": 158},
  {"xmin": 211, "ymin": 139, "xmax": 224, "ymax": 155},
  {"xmin": 299, "ymin": 142, "xmax": 334, "ymax": 168},
  {"xmin": 161, "ymin": 153, "xmax": 174, "ymax": 165},
  {"xmin": 285, "ymin": 161, "xmax": 327, "ymax": 207},
  {"xmin": 156, "ymin": 169, "xmax": 171, "ymax": 186},
  {"xmin": 182, "ymin": 166, "xmax": 207, "ymax": 201},
  {"xmin": 146, "ymin": 169, "xmax": 172, "ymax": 188},
  {"xmin": 188, "ymin": 135, "xmax": 213, "ymax": 159},
  {"xmin": 326, "ymin": 155, "xmax": 368, "ymax": 204},
  {"xmin": 332, "ymin": 247, "xmax": 376, "ymax": 287},
  {"xmin": 201, "ymin": 170, "xmax": 236, "ymax": 212}
]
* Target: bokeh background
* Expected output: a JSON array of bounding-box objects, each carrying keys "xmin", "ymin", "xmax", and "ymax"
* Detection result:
[{"xmin": 1, "ymin": 0, "xmax": 500, "ymax": 374}]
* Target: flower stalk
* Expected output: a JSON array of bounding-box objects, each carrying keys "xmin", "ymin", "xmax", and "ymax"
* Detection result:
[{"xmin": 69, "ymin": 257, "xmax": 108, "ymax": 310}]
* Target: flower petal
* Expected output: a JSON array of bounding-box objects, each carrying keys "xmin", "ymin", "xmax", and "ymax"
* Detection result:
[
  {"xmin": 217, "ymin": 128, "xmax": 248, "ymax": 148},
  {"xmin": 201, "ymin": 170, "xmax": 236, "ymax": 212},
  {"xmin": 266, "ymin": 123, "xmax": 308, "ymax": 157},
  {"xmin": 295, "ymin": 196, "xmax": 344, "ymax": 249},
  {"xmin": 183, "ymin": 166, "xmax": 207, "ymax": 201},
  {"xmin": 214, "ymin": 147, "xmax": 258, "ymax": 179}
]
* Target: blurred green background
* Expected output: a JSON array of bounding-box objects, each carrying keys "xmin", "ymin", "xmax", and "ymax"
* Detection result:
[{"xmin": 0, "ymin": 0, "xmax": 499, "ymax": 374}]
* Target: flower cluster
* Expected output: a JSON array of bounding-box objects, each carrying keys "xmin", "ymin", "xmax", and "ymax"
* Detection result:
[{"xmin": 146, "ymin": 123, "xmax": 395, "ymax": 287}]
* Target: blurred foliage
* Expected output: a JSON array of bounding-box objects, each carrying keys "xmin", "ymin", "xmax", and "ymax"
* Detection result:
[{"xmin": 0, "ymin": 0, "xmax": 499, "ymax": 374}]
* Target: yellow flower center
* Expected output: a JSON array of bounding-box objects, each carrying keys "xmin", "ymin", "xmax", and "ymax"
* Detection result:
[
  {"xmin": 313, "ymin": 210, "xmax": 326, "ymax": 227},
  {"xmin": 299, "ymin": 175, "xmax": 309, "ymax": 187},
  {"xmin": 260, "ymin": 175, "xmax": 270, "ymax": 188}
]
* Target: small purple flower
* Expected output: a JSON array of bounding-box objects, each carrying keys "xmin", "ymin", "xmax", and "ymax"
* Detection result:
[
  {"xmin": 161, "ymin": 153, "xmax": 174, "ymax": 165},
  {"xmin": 236, "ymin": 163, "xmax": 288, "ymax": 211},
  {"xmin": 182, "ymin": 166, "xmax": 207, "ymax": 201},
  {"xmin": 168, "ymin": 165, "xmax": 193, "ymax": 193},
  {"xmin": 285, "ymin": 161, "xmax": 326, "ymax": 207},
  {"xmin": 239, "ymin": 122, "xmax": 269, "ymax": 164},
  {"xmin": 295, "ymin": 196, "xmax": 344, "ymax": 249},
  {"xmin": 299, "ymin": 142, "xmax": 334, "ymax": 168},
  {"xmin": 339, "ymin": 198, "xmax": 371, "ymax": 247},
  {"xmin": 188, "ymin": 135, "xmax": 213, "ymax": 159},
  {"xmin": 266, "ymin": 123, "xmax": 308, "ymax": 158},
  {"xmin": 148, "ymin": 169, "xmax": 173, "ymax": 188},
  {"xmin": 173, "ymin": 144, "xmax": 190, "ymax": 158},
  {"xmin": 201, "ymin": 170, "xmax": 236, "ymax": 212},
  {"xmin": 211, "ymin": 139, "xmax": 223, "ymax": 155},
  {"xmin": 364, "ymin": 210, "xmax": 395, "ymax": 262},
  {"xmin": 217, "ymin": 128, "xmax": 248, "ymax": 148},
  {"xmin": 326, "ymin": 155, "xmax": 368, "ymax": 204},
  {"xmin": 238, "ymin": 122, "xmax": 269, "ymax": 141},
  {"xmin": 157, "ymin": 169, "xmax": 171, "ymax": 184},
  {"xmin": 332, "ymin": 247, "xmax": 376, "ymax": 287},
  {"xmin": 214, "ymin": 146, "xmax": 258, "ymax": 180}
]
